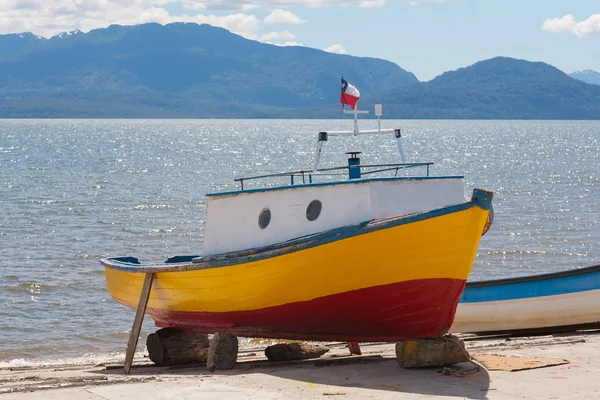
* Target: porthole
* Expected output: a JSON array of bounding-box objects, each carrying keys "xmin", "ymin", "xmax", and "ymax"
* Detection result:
[
  {"xmin": 258, "ymin": 208, "xmax": 271, "ymax": 230},
  {"xmin": 306, "ymin": 200, "xmax": 322, "ymax": 221}
]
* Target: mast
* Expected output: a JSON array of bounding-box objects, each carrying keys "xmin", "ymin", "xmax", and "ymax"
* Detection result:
[
  {"xmin": 342, "ymin": 100, "xmax": 368, "ymax": 133},
  {"xmin": 313, "ymin": 103, "xmax": 406, "ymax": 171}
]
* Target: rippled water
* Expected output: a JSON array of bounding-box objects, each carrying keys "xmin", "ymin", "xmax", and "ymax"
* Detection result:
[{"xmin": 1, "ymin": 119, "xmax": 599, "ymax": 366}]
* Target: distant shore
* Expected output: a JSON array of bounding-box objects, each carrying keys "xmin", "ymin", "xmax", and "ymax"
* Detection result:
[{"xmin": 2, "ymin": 331, "xmax": 599, "ymax": 399}]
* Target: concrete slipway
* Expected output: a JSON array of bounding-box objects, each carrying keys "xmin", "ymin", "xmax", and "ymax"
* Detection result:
[{"xmin": 2, "ymin": 331, "xmax": 600, "ymax": 399}]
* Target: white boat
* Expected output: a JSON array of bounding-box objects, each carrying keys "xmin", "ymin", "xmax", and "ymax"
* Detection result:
[
  {"xmin": 100, "ymin": 78, "xmax": 493, "ymax": 372},
  {"xmin": 451, "ymin": 264, "xmax": 600, "ymax": 334}
]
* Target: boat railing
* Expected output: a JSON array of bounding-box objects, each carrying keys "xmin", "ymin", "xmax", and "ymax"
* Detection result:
[{"xmin": 234, "ymin": 162, "xmax": 433, "ymax": 190}]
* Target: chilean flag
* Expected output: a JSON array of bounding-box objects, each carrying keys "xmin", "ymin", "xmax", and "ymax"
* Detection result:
[{"xmin": 340, "ymin": 77, "xmax": 360, "ymax": 109}]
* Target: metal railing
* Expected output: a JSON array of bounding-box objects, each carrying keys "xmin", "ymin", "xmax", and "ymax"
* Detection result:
[{"xmin": 234, "ymin": 162, "xmax": 433, "ymax": 190}]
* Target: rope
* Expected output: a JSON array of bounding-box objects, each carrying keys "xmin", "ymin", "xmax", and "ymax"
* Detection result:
[{"xmin": 441, "ymin": 335, "xmax": 488, "ymax": 378}]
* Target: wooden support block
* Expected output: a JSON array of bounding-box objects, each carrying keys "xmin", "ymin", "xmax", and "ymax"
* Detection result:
[
  {"xmin": 207, "ymin": 333, "xmax": 238, "ymax": 372},
  {"xmin": 146, "ymin": 328, "xmax": 210, "ymax": 366},
  {"xmin": 265, "ymin": 342, "xmax": 330, "ymax": 361},
  {"xmin": 395, "ymin": 334, "xmax": 470, "ymax": 368},
  {"xmin": 123, "ymin": 272, "xmax": 154, "ymax": 374}
]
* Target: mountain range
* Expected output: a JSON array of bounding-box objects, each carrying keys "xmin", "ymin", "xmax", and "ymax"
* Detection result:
[
  {"xmin": 569, "ymin": 70, "xmax": 600, "ymax": 86},
  {"xmin": 0, "ymin": 22, "xmax": 599, "ymax": 119},
  {"xmin": 371, "ymin": 58, "xmax": 600, "ymax": 119}
]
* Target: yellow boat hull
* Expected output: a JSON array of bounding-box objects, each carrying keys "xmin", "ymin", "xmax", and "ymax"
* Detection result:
[{"xmin": 103, "ymin": 190, "xmax": 492, "ymax": 341}]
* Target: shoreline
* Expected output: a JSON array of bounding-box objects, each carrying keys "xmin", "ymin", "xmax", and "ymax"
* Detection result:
[{"xmin": 2, "ymin": 331, "xmax": 599, "ymax": 399}]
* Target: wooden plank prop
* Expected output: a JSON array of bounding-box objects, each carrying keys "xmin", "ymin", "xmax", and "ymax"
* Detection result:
[{"xmin": 124, "ymin": 273, "xmax": 155, "ymax": 374}]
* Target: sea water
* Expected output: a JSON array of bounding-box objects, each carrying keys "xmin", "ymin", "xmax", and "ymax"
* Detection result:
[{"xmin": 1, "ymin": 119, "xmax": 598, "ymax": 366}]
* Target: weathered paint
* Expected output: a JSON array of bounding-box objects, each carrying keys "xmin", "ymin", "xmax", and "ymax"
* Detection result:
[
  {"xmin": 202, "ymin": 177, "xmax": 467, "ymax": 256},
  {"xmin": 102, "ymin": 189, "xmax": 491, "ymax": 274},
  {"xmin": 144, "ymin": 278, "xmax": 467, "ymax": 342},
  {"xmin": 103, "ymin": 200, "xmax": 490, "ymax": 342}
]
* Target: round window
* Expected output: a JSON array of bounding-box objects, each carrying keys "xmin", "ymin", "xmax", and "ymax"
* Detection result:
[
  {"xmin": 306, "ymin": 200, "xmax": 322, "ymax": 221},
  {"xmin": 258, "ymin": 208, "xmax": 271, "ymax": 229}
]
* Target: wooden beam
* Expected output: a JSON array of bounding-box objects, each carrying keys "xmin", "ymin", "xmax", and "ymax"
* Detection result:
[{"xmin": 124, "ymin": 272, "xmax": 154, "ymax": 374}]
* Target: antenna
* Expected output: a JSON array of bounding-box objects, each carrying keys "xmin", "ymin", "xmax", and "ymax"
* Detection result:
[{"xmin": 314, "ymin": 102, "xmax": 405, "ymax": 170}]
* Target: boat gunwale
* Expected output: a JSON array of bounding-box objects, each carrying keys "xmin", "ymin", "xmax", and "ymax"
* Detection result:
[
  {"xmin": 465, "ymin": 264, "xmax": 600, "ymax": 289},
  {"xmin": 101, "ymin": 188, "xmax": 492, "ymax": 274}
]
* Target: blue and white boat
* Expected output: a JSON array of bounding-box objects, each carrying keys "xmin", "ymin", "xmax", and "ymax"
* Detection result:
[{"xmin": 451, "ymin": 264, "xmax": 600, "ymax": 334}]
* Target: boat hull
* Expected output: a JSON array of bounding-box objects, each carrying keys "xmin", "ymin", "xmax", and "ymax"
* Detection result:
[
  {"xmin": 103, "ymin": 192, "xmax": 492, "ymax": 342},
  {"xmin": 451, "ymin": 264, "xmax": 600, "ymax": 334},
  {"xmin": 145, "ymin": 278, "xmax": 466, "ymax": 341}
]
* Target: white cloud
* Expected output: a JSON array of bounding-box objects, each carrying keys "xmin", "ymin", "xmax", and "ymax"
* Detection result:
[
  {"xmin": 180, "ymin": 1, "xmax": 392, "ymax": 8},
  {"xmin": 358, "ymin": 0, "xmax": 387, "ymax": 6},
  {"xmin": 264, "ymin": 10, "xmax": 306, "ymax": 25},
  {"xmin": 180, "ymin": 0, "xmax": 250, "ymax": 11},
  {"xmin": 260, "ymin": 31, "xmax": 303, "ymax": 47},
  {"xmin": 409, "ymin": 0, "xmax": 449, "ymax": 5},
  {"xmin": 260, "ymin": 30, "xmax": 296, "ymax": 41},
  {"xmin": 324, "ymin": 44, "xmax": 347, "ymax": 54},
  {"xmin": 0, "ymin": 0, "xmax": 431, "ymax": 41},
  {"xmin": 0, "ymin": 2, "xmax": 261, "ymax": 39},
  {"xmin": 278, "ymin": 41, "xmax": 302, "ymax": 47},
  {"xmin": 542, "ymin": 14, "xmax": 600, "ymax": 37}
]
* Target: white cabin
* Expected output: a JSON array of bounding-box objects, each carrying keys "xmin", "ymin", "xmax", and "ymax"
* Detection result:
[
  {"xmin": 202, "ymin": 103, "xmax": 468, "ymax": 256},
  {"xmin": 202, "ymin": 176, "xmax": 467, "ymax": 256}
]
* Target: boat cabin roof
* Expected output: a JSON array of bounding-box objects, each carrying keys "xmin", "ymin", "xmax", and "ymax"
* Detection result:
[{"xmin": 207, "ymin": 168, "xmax": 464, "ymax": 198}]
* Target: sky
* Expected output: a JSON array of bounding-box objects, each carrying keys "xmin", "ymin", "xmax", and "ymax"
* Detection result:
[{"xmin": 0, "ymin": 0, "xmax": 598, "ymax": 81}]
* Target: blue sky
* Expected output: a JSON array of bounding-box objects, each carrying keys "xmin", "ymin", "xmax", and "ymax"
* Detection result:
[{"xmin": 1, "ymin": 1, "xmax": 598, "ymax": 81}]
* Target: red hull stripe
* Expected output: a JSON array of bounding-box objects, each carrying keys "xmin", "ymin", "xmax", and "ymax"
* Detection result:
[{"xmin": 147, "ymin": 278, "xmax": 466, "ymax": 342}]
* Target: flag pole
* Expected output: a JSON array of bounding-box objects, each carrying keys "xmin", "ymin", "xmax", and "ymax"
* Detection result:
[
  {"xmin": 353, "ymin": 101, "xmax": 359, "ymax": 133},
  {"xmin": 341, "ymin": 75, "xmax": 344, "ymax": 113},
  {"xmin": 341, "ymin": 76, "xmax": 368, "ymax": 133}
]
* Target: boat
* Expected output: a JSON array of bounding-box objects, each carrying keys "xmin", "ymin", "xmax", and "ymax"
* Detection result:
[
  {"xmin": 451, "ymin": 264, "xmax": 600, "ymax": 335},
  {"xmin": 101, "ymin": 79, "xmax": 493, "ymax": 347}
]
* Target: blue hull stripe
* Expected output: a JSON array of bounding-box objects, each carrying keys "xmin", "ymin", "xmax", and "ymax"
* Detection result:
[{"xmin": 460, "ymin": 266, "xmax": 600, "ymax": 303}]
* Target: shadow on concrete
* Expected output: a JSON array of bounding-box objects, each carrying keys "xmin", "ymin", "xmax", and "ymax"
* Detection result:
[{"xmin": 99, "ymin": 353, "xmax": 490, "ymax": 399}]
